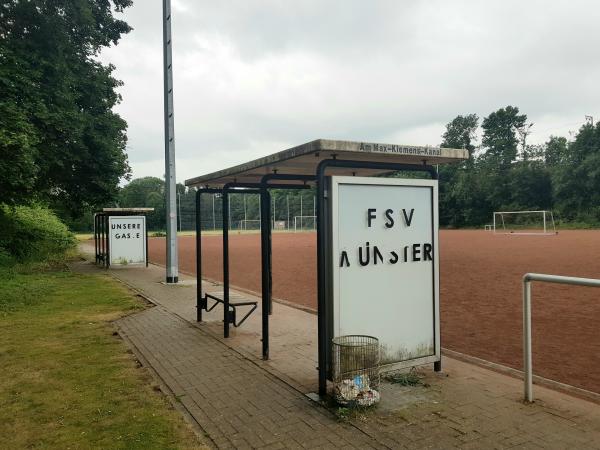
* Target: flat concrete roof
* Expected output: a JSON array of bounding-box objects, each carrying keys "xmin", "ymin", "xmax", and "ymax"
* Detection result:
[
  {"xmin": 185, "ymin": 139, "xmax": 468, "ymax": 187},
  {"xmin": 99, "ymin": 208, "xmax": 155, "ymax": 213}
]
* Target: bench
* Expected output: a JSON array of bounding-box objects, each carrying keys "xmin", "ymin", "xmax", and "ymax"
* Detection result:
[{"xmin": 200, "ymin": 291, "xmax": 258, "ymax": 328}]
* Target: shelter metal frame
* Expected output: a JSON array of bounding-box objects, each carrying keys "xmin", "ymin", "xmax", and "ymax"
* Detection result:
[
  {"xmin": 193, "ymin": 161, "xmax": 439, "ymax": 396},
  {"xmin": 187, "ymin": 139, "xmax": 467, "ymax": 397},
  {"xmin": 195, "ymin": 181, "xmax": 311, "ymax": 359}
]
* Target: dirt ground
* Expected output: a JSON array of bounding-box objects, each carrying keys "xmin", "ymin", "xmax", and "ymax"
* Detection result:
[{"xmin": 148, "ymin": 230, "xmax": 600, "ymax": 394}]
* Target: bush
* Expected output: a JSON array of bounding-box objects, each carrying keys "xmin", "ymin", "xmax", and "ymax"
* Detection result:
[{"xmin": 0, "ymin": 204, "xmax": 76, "ymax": 265}]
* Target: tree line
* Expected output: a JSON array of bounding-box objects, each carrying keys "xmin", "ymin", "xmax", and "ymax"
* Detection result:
[
  {"xmin": 1, "ymin": 4, "xmax": 596, "ymax": 232},
  {"xmin": 116, "ymin": 105, "xmax": 599, "ymax": 232},
  {"xmin": 438, "ymin": 106, "xmax": 599, "ymax": 227}
]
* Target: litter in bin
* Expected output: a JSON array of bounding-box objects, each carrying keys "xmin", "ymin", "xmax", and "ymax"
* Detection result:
[{"xmin": 334, "ymin": 375, "xmax": 380, "ymax": 407}]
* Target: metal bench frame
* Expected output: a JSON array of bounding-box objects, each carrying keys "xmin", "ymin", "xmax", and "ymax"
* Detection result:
[{"xmin": 195, "ymin": 181, "xmax": 312, "ymax": 354}]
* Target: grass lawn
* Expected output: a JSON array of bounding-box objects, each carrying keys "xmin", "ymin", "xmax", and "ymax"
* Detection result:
[{"xmin": 0, "ymin": 263, "xmax": 206, "ymax": 449}]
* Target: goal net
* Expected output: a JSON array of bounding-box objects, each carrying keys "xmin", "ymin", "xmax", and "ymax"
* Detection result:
[
  {"xmin": 238, "ymin": 219, "xmax": 261, "ymax": 231},
  {"xmin": 294, "ymin": 215, "xmax": 316, "ymax": 232},
  {"xmin": 493, "ymin": 210, "xmax": 557, "ymax": 235}
]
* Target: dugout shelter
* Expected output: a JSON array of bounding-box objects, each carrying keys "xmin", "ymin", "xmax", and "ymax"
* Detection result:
[
  {"xmin": 94, "ymin": 207, "xmax": 154, "ymax": 268},
  {"xmin": 185, "ymin": 139, "xmax": 467, "ymax": 395}
]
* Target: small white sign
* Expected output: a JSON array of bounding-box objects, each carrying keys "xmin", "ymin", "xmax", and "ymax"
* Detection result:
[
  {"xmin": 108, "ymin": 216, "xmax": 146, "ymax": 266},
  {"xmin": 331, "ymin": 176, "xmax": 440, "ymax": 371}
]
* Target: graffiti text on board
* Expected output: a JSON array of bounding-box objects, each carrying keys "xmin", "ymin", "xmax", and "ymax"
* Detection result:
[
  {"xmin": 339, "ymin": 207, "xmax": 433, "ymax": 268},
  {"xmin": 112, "ymin": 222, "xmax": 142, "ymax": 240}
]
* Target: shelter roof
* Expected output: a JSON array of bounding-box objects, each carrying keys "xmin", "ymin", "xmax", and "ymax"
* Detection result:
[
  {"xmin": 98, "ymin": 208, "xmax": 155, "ymax": 214},
  {"xmin": 185, "ymin": 139, "xmax": 468, "ymax": 188}
]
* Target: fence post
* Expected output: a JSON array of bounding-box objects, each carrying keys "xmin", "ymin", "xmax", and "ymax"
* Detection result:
[
  {"xmin": 523, "ymin": 277, "xmax": 533, "ymax": 402},
  {"xmin": 212, "ymin": 194, "xmax": 216, "ymax": 231},
  {"xmin": 522, "ymin": 272, "xmax": 600, "ymax": 402}
]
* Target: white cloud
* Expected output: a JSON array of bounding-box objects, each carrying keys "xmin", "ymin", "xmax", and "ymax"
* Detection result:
[{"xmin": 101, "ymin": 0, "xmax": 600, "ymax": 183}]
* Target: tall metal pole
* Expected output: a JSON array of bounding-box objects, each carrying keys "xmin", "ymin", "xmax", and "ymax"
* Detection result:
[{"xmin": 162, "ymin": 0, "xmax": 178, "ymax": 283}]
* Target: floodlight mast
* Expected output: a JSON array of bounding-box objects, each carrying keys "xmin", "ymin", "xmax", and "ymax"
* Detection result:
[{"xmin": 162, "ymin": 0, "xmax": 178, "ymax": 283}]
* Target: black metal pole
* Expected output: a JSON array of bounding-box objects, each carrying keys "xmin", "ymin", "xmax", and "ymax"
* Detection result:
[
  {"xmin": 196, "ymin": 189, "xmax": 203, "ymax": 322},
  {"xmin": 195, "ymin": 188, "xmax": 225, "ymax": 322},
  {"xmin": 98, "ymin": 214, "xmax": 101, "ymax": 265},
  {"xmin": 105, "ymin": 214, "xmax": 108, "ymax": 267},
  {"xmin": 94, "ymin": 214, "xmax": 98, "ymax": 264},
  {"xmin": 105, "ymin": 215, "xmax": 108, "ymax": 268},
  {"xmin": 202, "ymin": 181, "xmax": 311, "ymax": 343},
  {"xmin": 104, "ymin": 214, "xmax": 107, "ymax": 267},
  {"xmin": 316, "ymin": 170, "xmax": 327, "ymax": 396},
  {"xmin": 268, "ymin": 212, "xmax": 273, "ymax": 315},
  {"xmin": 222, "ymin": 187, "xmax": 230, "ymax": 338},
  {"xmin": 100, "ymin": 214, "xmax": 104, "ymax": 267},
  {"xmin": 432, "ymin": 165, "xmax": 441, "ymax": 373},
  {"xmin": 260, "ymin": 187, "xmax": 271, "ymax": 359},
  {"xmin": 145, "ymin": 215, "xmax": 149, "ymax": 268},
  {"xmin": 257, "ymin": 175, "xmax": 315, "ymax": 359},
  {"xmin": 105, "ymin": 215, "xmax": 110, "ymax": 268},
  {"xmin": 260, "ymin": 174, "xmax": 316, "ymax": 316}
]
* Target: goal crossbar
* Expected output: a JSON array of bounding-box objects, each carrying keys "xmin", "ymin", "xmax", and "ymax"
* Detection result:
[{"xmin": 493, "ymin": 210, "xmax": 557, "ymax": 235}]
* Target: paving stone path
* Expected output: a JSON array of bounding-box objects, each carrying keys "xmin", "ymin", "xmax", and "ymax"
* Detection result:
[
  {"xmin": 76, "ymin": 247, "xmax": 600, "ymax": 450},
  {"xmin": 117, "ymin": 306, "xmax": 382, "ymax": 449}
]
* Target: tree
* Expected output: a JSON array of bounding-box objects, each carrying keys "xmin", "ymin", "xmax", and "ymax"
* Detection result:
[
  {"xmin": 551, "ymin": 124, "xmax": 600, "ymax": 221},
  {"xmin": 441, "ymin": 114, "xmax": 479, "ymax": 160},
  {"xmin": 0, "ymin": 0, "xmax": 132, "ymax": 213},
  {"xmin": 119, "ymin": 177, "xmax": 165, "ymax": 230},
  {"xmin": 506, "ymin": 161, "xmax": 552, "ymax": 211},
  {"xmin": 481, "ymin": 106, "xmax": 527, "ymax": 167},
  {"xmin": 438, "ymin": 114, "xmax": 480, "ymax": 226},
  {"xmin": 544, "ymin": 136, "xmax": 569, "ymax": 166}
]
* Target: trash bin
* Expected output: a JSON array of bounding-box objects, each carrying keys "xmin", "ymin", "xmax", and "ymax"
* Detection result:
[{"xmin": 332, "ymin": 335, "xmax": 380, "ymax": 406}]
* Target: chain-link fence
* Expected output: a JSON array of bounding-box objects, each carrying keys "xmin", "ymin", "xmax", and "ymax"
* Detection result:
[{"xmin": 176, "ymin": 188, "xmax": 318, "ymax": 233}]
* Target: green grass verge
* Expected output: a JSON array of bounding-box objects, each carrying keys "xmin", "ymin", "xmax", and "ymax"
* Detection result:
[{"xmin": 0, "ymin": 264, "xmax": 206, "ymax": 449}]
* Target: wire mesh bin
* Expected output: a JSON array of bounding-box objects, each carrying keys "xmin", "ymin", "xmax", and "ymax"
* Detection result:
[{"xmin": 332, "ymin": 335, "xmax": 380, "ymax": 407}]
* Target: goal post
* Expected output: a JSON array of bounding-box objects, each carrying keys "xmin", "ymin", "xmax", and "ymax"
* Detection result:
[
  {"xmin": 238, "ymin": 219, "xmax": 261, "ymax": 231},
  {"xmin": 294, "ymin": 215, "xmax": 316, "ymax": 232},
  {"xmin": 493, "ymin": 210, "xmax": 557, "ymax": 235}
]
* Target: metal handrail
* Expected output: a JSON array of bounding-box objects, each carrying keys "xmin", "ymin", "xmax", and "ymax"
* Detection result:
[{"xmin": 522, "ymin": 273, "xmax": 600, "ymax": 402}]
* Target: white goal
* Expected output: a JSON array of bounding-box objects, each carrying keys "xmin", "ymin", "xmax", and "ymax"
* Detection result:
[
  {"xmin": 294, "ymin": 215, "xmax": 316, "ymax": 232},
  {"xmin": 238, "ymin": 219, "xmax": 261, "ymax": 231},
  {"xmin": 493, "ymin": 210, "xmax": 557, "ymax": 235}
]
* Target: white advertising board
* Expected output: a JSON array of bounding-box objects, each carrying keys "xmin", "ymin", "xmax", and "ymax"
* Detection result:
[
  {"xmin": 108, "ymin": 216, "xmax": 146, "ymax": 266},
  {"xmin": 331, "ymin": 176, "xmax": 440, "ymax": 371}
]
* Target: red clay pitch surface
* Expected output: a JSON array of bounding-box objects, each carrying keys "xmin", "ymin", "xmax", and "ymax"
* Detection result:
[{"xmin": 149, "ymin": 230, "xmax": 600, "ymax": 394}]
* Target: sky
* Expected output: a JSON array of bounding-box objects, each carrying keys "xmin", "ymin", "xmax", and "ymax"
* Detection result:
[{"xmin": 100, "ymin": 0, "xmax": 600, "ymax": 184}]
